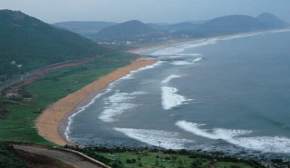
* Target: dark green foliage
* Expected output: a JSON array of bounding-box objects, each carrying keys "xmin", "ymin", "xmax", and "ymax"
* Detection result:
[
  {"xmin": 79, "ymin": 147, "xmax": 264, "ymax": 168},
  {"xmin": 0, "ymin": 51, "xmax": 135, "ymax": 144},
  {"xmin": 0, "ymin": 10, "xmax": 105, "ymax": 78},
  {"xmin": 112, "ymin": 160, "xmax": 124, "ymax": 168},
  {"xmin": 0, "ymin": 143, "xmax": 28, "ymax": 168},
  {"xmin": 0, "ymin": 98, "xmax": 8, "ymax": 118}
]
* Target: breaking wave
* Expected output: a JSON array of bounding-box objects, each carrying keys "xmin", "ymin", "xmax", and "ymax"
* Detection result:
[
  {"xmin": 162, "ymin": 75, "xmax": 182, "ymax": 84},
  {"xmin": 65, "ymin": 61, "xmax": 162, "ymax": 140},
  {"xmin": 171, "ymin": 57, "xmax": 204, "ymax": 66},
  {"xmin": 176, "ymin": 120, "xmax": 290, "ymax": 153},
  {"xmin": 161, "ymin": 86, "xmax": 192, "ymax": 110},
  {"xmin": 99, "ymin": 91, "xmax": 146, "ymax": 122},
  {"xmin": 114, "ymin": 128, "xmax": 193, "ymax": 149}
]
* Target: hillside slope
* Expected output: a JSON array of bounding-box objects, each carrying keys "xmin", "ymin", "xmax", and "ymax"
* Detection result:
[
  {"xmin": 0, "ymin": 10, "xmax": 105, "ymax": 80},
  {"xmin": 172, "ymin": 14, "xmax": 289, "ymax": 37},
  {"xmin": 94, "ymin": 20, "xmax": 161, "ymax": 41}
]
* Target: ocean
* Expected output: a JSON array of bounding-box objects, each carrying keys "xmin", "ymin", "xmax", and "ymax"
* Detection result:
[{"xmin": 66, "ymin": 29, "xmax": 290, "ymax": 157}]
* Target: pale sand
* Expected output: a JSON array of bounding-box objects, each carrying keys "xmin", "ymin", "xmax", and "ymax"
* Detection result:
[{"xmin": 36, "ymin": 58, "xmax": 156, "ymax": 146}]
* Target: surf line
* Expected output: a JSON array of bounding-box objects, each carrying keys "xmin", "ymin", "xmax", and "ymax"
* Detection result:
[{"xmin": 36, "ymin": 58, "xmax": 158, "ymax": 146}]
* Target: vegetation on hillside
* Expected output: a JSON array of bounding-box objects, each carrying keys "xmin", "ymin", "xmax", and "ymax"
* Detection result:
[
  {"xmin": 0, "ymin": 51, "xmax": 136, "ymax": 144},
  {"xmin": 0, "ymin": 143, "xmax": 28, "ymax": 168},
  {"xmin": 95, "ymin": 20, "xmax": 161, "ymax": 41},
  {"xmin": 80, "ymin": 147, "xmax": 264, "ymax": 168},
  {"xmin": 0, "ymin": 9, "xmax": 105, "ymax": 81}
]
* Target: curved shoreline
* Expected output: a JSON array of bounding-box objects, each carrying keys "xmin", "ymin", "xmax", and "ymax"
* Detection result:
[{"xmin": 36, "ymin": 58, "xmax": 156, "ymax": 146}]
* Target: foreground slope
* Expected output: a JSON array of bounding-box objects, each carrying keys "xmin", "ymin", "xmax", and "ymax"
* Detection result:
[
  {"xmin": 0, "ymin": 10, "xmax": 105, "ymax": 80},
  {"xmin": 0, "ymin": 10, "xmax": 136, "ymax": 144}
]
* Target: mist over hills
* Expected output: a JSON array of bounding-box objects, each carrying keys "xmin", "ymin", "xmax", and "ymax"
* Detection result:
[
  {"xmin": 54, "ymin": 21, "xmax": 116, "ymax": 37},
  {"xmin": 171, "ymin": 13, "xmax": 289, "ymax": 37},
  {"xmin": 0, "ymin": 10, "xmax": 105, "ymax": 80},
  {"xmin": 93, "ymin": 20, "xmax": 166, "ymax": 42},
  {"xmin": 0, "ymin": 10, "xmax": 288, "ymax": 80},
  {"xmin": 56, "ymin": 13, "xmax": 289, "ymax": 45}
]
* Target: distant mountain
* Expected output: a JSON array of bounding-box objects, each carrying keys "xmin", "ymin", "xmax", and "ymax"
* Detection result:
[
  {"xmin": 150, "ymin": 20, "xmax": 206, "ymax": 33},
  {"xmin": 0, "ymin": 10, "xmax": 105, "ymax": 79},
  {"xmin": 94, "ymin": 20, "xmax": 163, "ymax": 41},
  {"xmin": 256, "ymin": 13, "xmax": 288, "ymax": 28},
  {"xmin": 167, "ymin": 22, "xmax": 200, "ymax": 33},
  {"xmin": 54, "ymin": 21, "xmax": 116, "ymax": 36},
  {"xmin": 173, "ymin": 14, "xmax": 289, "ymax": 37},
  {"xmin": 189, "ymin": 15, "xmax": 267, "ymax": 37}
]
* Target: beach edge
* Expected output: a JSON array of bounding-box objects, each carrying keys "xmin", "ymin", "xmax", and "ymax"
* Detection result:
[{"xmin": 36, "ymin": 57, "xmax": 156, "ymax": 146}]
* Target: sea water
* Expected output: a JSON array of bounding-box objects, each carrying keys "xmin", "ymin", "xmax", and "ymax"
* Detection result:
[{"xmin": 67, "ymin": 29, "xmax": 290, "ymax": 157}]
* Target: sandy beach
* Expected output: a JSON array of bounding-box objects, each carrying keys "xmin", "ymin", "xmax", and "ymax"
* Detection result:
[{"xmin": 36, "ymin": 58, "xmax": 156, "ymax": 146}]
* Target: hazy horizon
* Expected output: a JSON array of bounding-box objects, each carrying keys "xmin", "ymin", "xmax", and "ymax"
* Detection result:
[{"xmin": 0, "ymin": 0, "xmax": 290, "ymax": 24}]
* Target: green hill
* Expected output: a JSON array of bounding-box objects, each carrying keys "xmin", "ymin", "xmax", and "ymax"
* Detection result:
[
  {"xmin": 0, "ymin": 10, "xmax": 105, "ymax": 80},
  {"xmin": 94, "ymin": 20, "xmax": 161, "ymax": 41}
]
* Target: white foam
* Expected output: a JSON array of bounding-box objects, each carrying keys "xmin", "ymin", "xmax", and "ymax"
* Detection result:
[
  {"xmin": 117, "ymin": 61, "xmax": 163, "ymax": 81},
  {"xmin": 237, "ymin": 136, "xmax": 290, "ymax": 153},
  {"xmin": 171, "ymin": 57, "xmax": 204, "ymax": 66},
  {"xmin": 151, "ymin": 40, "xmax": 216, "ymax": 57},
  {"xmin": 151, "ymin": 47, "xmax": 184, "ymax": 56},
  {"xmin": 158, "ymin": 53, "xmax": 202, "ymax": 58},
  {"xmin": 193, "ymin": 57, "xmax": 203, "ymax": 63},
  {"xmin": 64, "ymin": 87, "xmax": 112, "ymax": 141},
  {"xmin": 171, "ymin": 61, "xmax": 192, "ymax": 66},
  {"xmin": 114, "ymin": 128, "xmax": 193, "ymax": 149},
  {"xmin": 99, "ymin": 91, "xmax": 145, "ymax": 123},
  {"xmin": 176, "ymin": 120, "xmax": 290, "ymax": 153},
  {"xmin": 65, "ymin": 61, "xmax": 162, "ymax": 141},
  {"xmin": 162, "ymin": 75, "xmax": 182, "ymax": 84},
  {"xmin": 161, "ymin": 86, "xmax": 192, "ymax": 110}
]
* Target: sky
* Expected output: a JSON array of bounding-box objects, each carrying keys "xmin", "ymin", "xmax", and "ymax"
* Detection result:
[{"xmin": 0, "ymin": 0, "xmax": 290, "ymax": 23}]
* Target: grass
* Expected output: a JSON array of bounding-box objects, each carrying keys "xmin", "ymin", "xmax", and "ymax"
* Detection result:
[
  {"xmin": 0, "ymin": 52, "xmax": 135, "ymax": 144},
  {"xmin": 80, "ymin": 149, "xmax": 262, "ymax": 168}
]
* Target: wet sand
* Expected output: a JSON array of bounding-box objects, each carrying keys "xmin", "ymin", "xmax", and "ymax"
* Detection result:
[{"xmin": 36, "ymin": 58, "xmax": 156, "ymax": 146}]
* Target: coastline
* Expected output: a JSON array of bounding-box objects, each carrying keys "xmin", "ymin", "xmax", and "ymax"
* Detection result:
[
  {"xmin": 36, "ymin": 58, "xmax": 156, "ymax": 146},
  {"xmin": 130, "ymin": 28, "xmax": 290, "ymax": 55},
  {"xmin": 35, "ymin": 28, "xmax": 290, "ymax": 146}
]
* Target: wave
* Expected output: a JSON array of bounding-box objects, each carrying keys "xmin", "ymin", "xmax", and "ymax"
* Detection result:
[
  {"xmin": 171, "ymin": 57, "xmax": 204, "ymax": 66},
  {"xmin": 176, "ymin": 120, "xmax": 290, "ymax": 153},
  {"xmin": 151, "ymin": 39, "xmax": 216, "ymax": 57},
  {"xmin": 64, "ymin": 88, "xmax": 112, "ymax": 141},
  {"xmin": 158, "ymin": 53, "xmax": 202, "ymax": 58},
  {"xmin": 193, "ymin": 57, "xmax": 203, "ymax": 63},
  {"xmin": 114, "ymin": 128, "xmax": 193, "ymax": 149},
  {"xmin": 151, "ymin": 47, "xmax": 185, "ymax": 56},
  {"xmin": 162, "ymin": 75, "xmax": 182, "ymax": 84},
  {"xmin": 99, "ymin": 91, "xmax": 146, "ymax": 123},
  {"xmin": 119, "ymin": 61, "xmax": 163, "ymax": 80},
  {"xmin": 171, "ymin": 61, "xmax": 193, "ymax": 66},
  {"xmin": 161, "ymin": 86, "xmax": 192, "ymax": 110},
  {"xmin": 65, "ymin": 61, "xmax": 162, "ymax": 141}
]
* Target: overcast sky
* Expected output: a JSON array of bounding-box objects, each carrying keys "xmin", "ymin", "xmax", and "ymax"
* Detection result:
[{"xmin": 0, "ymin": 0, "xmax": 290, "ymax": 23}]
